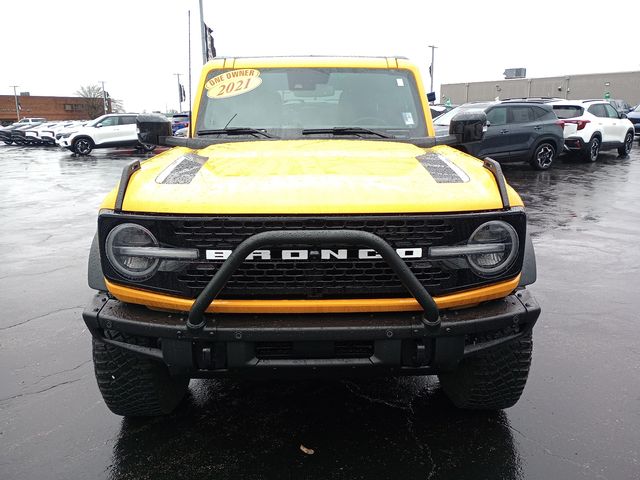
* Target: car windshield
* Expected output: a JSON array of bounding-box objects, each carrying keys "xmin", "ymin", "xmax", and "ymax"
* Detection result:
[
  {"xmin": 195, "ymin": 67, "xmax": 427, "ymax": 138},
  {"xmin": 433, "ymin": 104, "xmax": 491, "ymax": 126},
  {"xmin": 86, "ymin": 115, "xmax": 109, "ymax": 127}
]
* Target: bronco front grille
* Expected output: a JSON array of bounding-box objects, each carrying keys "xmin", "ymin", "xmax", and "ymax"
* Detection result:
[{"xmin": 99, "ymin": 212, "xmax": 526, "ymax": 300}]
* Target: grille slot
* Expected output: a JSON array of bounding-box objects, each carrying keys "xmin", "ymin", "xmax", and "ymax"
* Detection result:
[{"xmin": 255, "ymin": 341, "xmax": 374, "ymax": 360}]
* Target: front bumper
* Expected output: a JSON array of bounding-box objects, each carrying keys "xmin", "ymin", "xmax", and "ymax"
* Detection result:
[{"xmin": 83, "ymin": 289, "xmax": 540, "ymax": 377}]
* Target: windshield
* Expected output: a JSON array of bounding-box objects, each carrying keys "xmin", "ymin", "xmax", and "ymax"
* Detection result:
[
  {"xmin": 86, "ymin": 115, "xmax": 109, "ymax": 127},
  {"xmin": 196, "ymin": 67, "xmax": 427, "ymax": 138},
  {"xmin": 433, "ymin": 104, "xmax": 491, "ymax": 126}
]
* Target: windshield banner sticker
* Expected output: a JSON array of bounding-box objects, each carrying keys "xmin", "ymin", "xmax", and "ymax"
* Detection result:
[{"xmin": 205, "ymin": 69, "xmax": 263, "ymax": 99}]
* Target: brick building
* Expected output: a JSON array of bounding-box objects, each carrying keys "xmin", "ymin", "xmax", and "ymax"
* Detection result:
[{"xmin": 0, "ymin": 95, "xmax": 112, "ymax": 124}]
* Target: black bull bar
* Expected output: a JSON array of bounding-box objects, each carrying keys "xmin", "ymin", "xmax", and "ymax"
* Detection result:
[{"xmin": 185, "ymin": 229, "xmax": 441, "ymax": 332}]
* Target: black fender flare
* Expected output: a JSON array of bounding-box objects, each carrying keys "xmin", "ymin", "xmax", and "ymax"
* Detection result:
[
  {"xmin": 518, "ymin": 229, "xmax": 537, "ymax": 287},
  {"xmin": 88, "ymin": 233, "xmax": 107, "ymax": 291}
]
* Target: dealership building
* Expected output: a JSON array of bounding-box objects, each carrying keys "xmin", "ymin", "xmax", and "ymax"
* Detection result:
[
  {"xmin": 440, "ymin": 70, "xmax": 640, "ymax": 106},
  {"xmin": 0, "ymin": 94, "xmax": 111, "ymax": 124}
]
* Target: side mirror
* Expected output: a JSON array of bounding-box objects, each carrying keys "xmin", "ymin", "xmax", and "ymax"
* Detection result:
[
  {"xmin": 449, "ymin": 112, "xmax": 487, "ymax": 143},
  {"xmin": 95, "ymin": 123, "xmax": 102, "ymax": 128},
  {"xmin": 137, "ymin": 114, "xmax": 172, "ymax": 145},
  {"xmin": 620, "ymin": 113, "xmax": 627, "ymax": 119}
]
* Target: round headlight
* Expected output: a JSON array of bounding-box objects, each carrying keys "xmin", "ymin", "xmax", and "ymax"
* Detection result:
[
  {"xmin": 106, "ymin": 223, "xmax": 159, "ymax": 280},
  {"xmin": 467, "ymin": 221, "xmax": 519, "ymax": 276}
]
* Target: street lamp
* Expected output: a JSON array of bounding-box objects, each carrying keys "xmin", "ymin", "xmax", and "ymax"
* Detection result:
[{"xmin": 10, "ymin": 85, "xmax": 20, "ymax": 121}]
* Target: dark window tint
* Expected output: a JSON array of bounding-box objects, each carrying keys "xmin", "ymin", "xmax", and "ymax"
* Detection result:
[
  {"xmin": 552, "ymin": 105, "xmax": 584, "ymax": 119},
  {"xmin": 486, "ymin": 107, "xmax": 507, "ymax": 126},
  {"xmin": 603, "ymin": 104, "xmax": 619, "ymax": 118},
  {"xmin": 508, "ymin": 106, "xmax": 534, "ymax": 124},
  {"xmin": 532, "ymin": 106, "xmax": 554, "ymax": 120},
  {"xmin": 119, "ymin": 116, "xmax": 137, "ymax": 125},
  {"xmin": 588, "ymin": 104, "xmax": 607, "ymax": 118}
]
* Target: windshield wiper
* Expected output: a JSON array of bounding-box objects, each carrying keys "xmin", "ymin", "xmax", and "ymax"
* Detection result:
[
  {"xmin": 197, "ymin": 127, "xmax": 277, "ymax": 139},
  {"xmin": 301, "ymin": 127, "xmax": 391, "ymax": 139}
]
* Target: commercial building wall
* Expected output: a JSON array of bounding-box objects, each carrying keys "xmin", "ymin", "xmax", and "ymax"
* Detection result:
[
  {"xmin": 441, "ymin": 71, "xmax": 640, "ymax": 105},
  {"xmin": 0, "ymin": 95, "xmax": 111, "ymax": 123}
]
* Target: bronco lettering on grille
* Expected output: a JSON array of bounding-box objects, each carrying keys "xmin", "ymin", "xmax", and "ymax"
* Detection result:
[{"xmin": 205, "ymin": 248, "xmax": 424, "ymax": 261}]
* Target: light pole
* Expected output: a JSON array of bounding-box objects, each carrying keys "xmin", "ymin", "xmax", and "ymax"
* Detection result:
[
  {"xmin": 428, "ymin": 45, "xmax": 437, "ymax": 101},
  {"xmin": 174, "ymin": 73, "xmax": 183, "ymax": 112},
  {"xmin": 99, "ymin": 81, "xmax": 108, "ymax": 114},
  {"xmin": 10, "ymin": 85, "xmax": 20, "ymax": 121}
]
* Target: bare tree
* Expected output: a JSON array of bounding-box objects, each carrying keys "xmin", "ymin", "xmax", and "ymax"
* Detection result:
[{"xmin": 75, "ymin": 84, "xmax": 125, "ymax": 118}]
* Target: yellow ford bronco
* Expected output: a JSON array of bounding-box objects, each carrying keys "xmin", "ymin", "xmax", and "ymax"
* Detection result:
[{"xmin": 83, "ymin": 56, "xmax": 540, "ymax": 416}]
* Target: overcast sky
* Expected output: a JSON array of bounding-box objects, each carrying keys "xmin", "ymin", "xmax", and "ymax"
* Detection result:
[{"xmin": 2, "ymin": 0, "xmax": 639, "ymax": 113}]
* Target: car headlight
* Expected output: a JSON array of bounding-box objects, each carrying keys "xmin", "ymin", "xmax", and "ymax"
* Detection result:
[
  {"xmin": 429, "ymin": 220, "xmax": 519, "ymax": 277},
  {"xmin": 466, "ymin": 221, "xmax": 519, "ymax": 275},
  {"xmin": 106, "ymin": 223, "xmax": 160, "ymax": 280}
]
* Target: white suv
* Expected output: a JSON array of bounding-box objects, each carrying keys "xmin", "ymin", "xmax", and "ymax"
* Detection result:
[
  {"xmin": 57, "ymin": 113, "xmax": 155, "ymax": 155},
  {"xmin": 548, "ymin": 99, "xmax": 634, "ymax": 161}
]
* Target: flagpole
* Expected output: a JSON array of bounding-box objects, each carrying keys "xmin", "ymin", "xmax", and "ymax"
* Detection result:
[{"xmin": 199, "ymin": 0, "xmax": 207, "ymax": 64}]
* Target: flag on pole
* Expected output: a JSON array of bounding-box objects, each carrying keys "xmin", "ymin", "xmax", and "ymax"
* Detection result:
[{"xmin": 204, "ymin": 23, "xmax": 216, "ymax": 61}]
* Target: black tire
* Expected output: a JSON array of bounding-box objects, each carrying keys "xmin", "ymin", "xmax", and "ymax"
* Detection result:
[
  {"xmin": 92, "ymin": 330, "xmax": 189, "ymax": 417},
  {"xmin": 3, "ymin": 140, "xmax": 12, "ymax": 145},
  {"xmin": 582, "ymin": 135, "xmax": 600, "ymax": 162},
  {"xmin": 438, "ymin": 331, "xmax": 533, "ymax": 410},
  {"xmin": 529, "ymin": 142, "xmax": 555, "ymax": 170},
  {"xmin": 73, "ymin": 137, "xmax": 94, "ymax": 155},
  {"xmin": 617, "ymin": 131, "xmax": 633, "ymax": 156}
]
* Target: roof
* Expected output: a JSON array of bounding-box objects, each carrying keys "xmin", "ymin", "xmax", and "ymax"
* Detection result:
[{"xmin": 205, "ymin": 55, "xmax": 414, "ymax": 69}]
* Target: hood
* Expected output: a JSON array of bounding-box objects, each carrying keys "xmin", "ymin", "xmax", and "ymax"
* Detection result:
[{"xmin": 108, "ymin": 140, "xmax": 522, "ymax": 214}]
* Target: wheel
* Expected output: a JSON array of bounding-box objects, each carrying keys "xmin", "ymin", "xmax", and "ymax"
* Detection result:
[
  {"xmin": 92, "ymin": 330, "xmax": 189, "ymax": 417},
  {"xmin": 617, "ymin": 131, "xmax": 633, "ymax": 156},
  {"xmin": 73, "ymin": 137, "xmax": 94, "ymax": 155},
  {"xmin": 582, "ymin": 135, "xmax": 600, "ymax": 162},
  {"xmin": 529, "ymin": 142, "xmax": 555, "ymax": 170},
  {"xmin": 438, "ymin": 331, "xmax": 532, "ymax": 410},
  {"xmin": 3, "ymin": 140, "xmax": 12, "ymax": 145}
]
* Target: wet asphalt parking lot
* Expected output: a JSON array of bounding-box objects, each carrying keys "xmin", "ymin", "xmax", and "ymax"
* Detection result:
[{"xmin": 1, "ymin": 142, "xmax": 639, "ymax": 480}]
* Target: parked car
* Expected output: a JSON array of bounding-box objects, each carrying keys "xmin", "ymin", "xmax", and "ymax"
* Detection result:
[
  {"xmin": 626, "ymin": 104, "xmax": 640, "ymax": 141},
  {"xmin": 607, "ymin": 99, "xmax": 632, "ymax": 115},
  {"xmin": 548, "ymin": 99, "xmax": 635, "ymax": 161},
  {"xmin": 434, "ymin": 100, "xmax": 564, "ymax": 170},
  {"xmin": 170, "ymin": 113, "xmax": 189, "ymax": 134},
  {"xmin": 56, "ymin": 113, "xmax": 156, "ymax": 155},
  {"xmin": 430, "ymin": 104, "xmax": 456, "ymax": 119}
]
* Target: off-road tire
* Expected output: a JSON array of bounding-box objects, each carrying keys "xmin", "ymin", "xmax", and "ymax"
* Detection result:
[
  {"xmin": 582, "ymin": 135, "xmax": 600, "ymax": 162},
  {"xmin": 618, "ymin": 131, "xmax": 633, "ymax": 156},
  {"xmin": 92, "ymin": 330, "xmax": 189, "ymax": 417},
  {"xmin": 438, "ymin": 331, "xmax": 533, "ymax": 410},
  {"xmin": 529, "ymin": 142, "xmax": 555, "ymax": 170},
  {"xmin": 73, "ymin": 137, "xmax": 94, "ymax": 155}
]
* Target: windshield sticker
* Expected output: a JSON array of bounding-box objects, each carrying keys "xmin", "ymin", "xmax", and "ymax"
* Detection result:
[
  {"xmin": 205, "ymin": 69, "xmax": 263, "ymax": 99},
  {"xmin": 396, "ymin": 78, "xmax": 405, "ymax": 87},
  {"xmin": 402, "ymin": 112, "xmax": 415, "ymax": 125}
]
